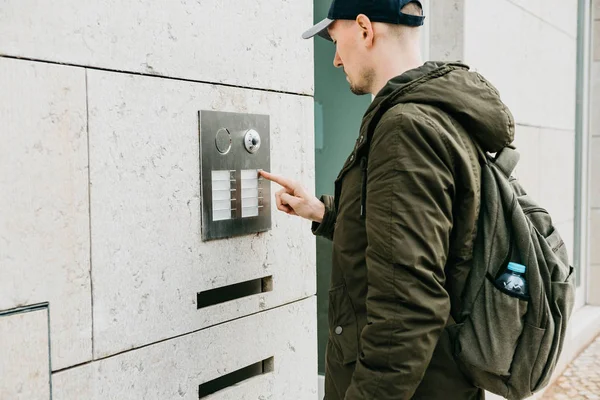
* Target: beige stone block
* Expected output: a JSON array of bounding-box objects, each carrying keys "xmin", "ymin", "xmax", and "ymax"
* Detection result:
[
  {"xmin": 505, "ymin": 0, "xmax": 578, "ymax": 39},
  {"xmin": 595, "ymin": 21, "xmax": 600, "ymax": 61},
  {"xmin": 512, "ymin": 125, "xmax": 541, "ymax": 200},
  {"xmin": 0, "ymin": 57, "xmax": 92, "ymax": 370},
  {"xmin": 53, "ymin": 298, "xmax": 318, "ymax": 400},
  {"xmin": 87, "ymin": 70, "xmax": 316, "ymax": 359},
  {"xmin": 592, "ymin": 209, "xmax": 600, "ymax": 265},
  {"xmin": 464, "ymin": 0, "xmax": 577, "ymax": 130},
  {"xmin": 589, "ymin": 266, "xmax": 600, "ymax": 306},
  {"xmin": 429, "ymin": 0, "xmax": 464, "ymax": 61},
  {"xmin": 538, "ymin": 129, "xmax": 576, "ymax": 225},
  {"xmin": 0, "ymin": 0, "xmax": 313, "ymax": 94},
  {"xmin": 0, "ymin": 307, "xmax": 50, "ymax": 399},
  {"xmin": 591, "ymin": 137, "xmax": 600, "ymax": 209},
  {"xmin": 592, "ymin": 63, "xmax": 600, "ymax": 137},
  {"xmin": 595, "ymin": 0, "xmax": 600, "ymax": 20}
]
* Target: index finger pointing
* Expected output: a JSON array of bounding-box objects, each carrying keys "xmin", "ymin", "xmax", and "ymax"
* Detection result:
[{"xmin": 259, "ymin": 170, "xmax": 296, "ymax": 190}]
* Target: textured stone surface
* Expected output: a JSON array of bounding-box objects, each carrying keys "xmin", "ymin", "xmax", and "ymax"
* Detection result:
[
  {"xmin": 595, "ymin": 21, "xmax": 600, "ymax": 61},
  {"xmin": 87, "ymin": 70, "xmax": 316, "ymax": 359},
  {"xmin": 0, "ymin": 57, "xmax": 92, "ymax": 370},
  {"xmin": 0, "ymin": 0, "xmax": 313, "ymax": 95},
  {"xmin": 504, "ymin": 0, "xmax": 578, "ymax": 39},
  {"xmin": 538, "ymin": 129, "xmax": 575, "ymax": 225},
  {"xmin": 542, "ymin": 335, "xmax": 600, "ymax": 399},
  {"xmin": 53, "ymin": 297, "xmax": 318, "ymax": 400},
  {"xmin": 513, "ymin": 124, "xmax": 541, "ymax": 201},
  {"xmin": 429, "ymin": 0, "xmax": 464, "ymax": 61},
  {"xmin": 464, "ymin": 0, "xmax": 577, "ymax": 130},
  {"xmin": 589, "ymin": 267, "xmax": 600, "ymax": 306},
  {"xmin": 0, "ymin": 308, "xmax": 50, "ymax": 399},
  {"xmin": 593, "ymin": 63, "xmax": 600, "ymax": 138},
  {"xmin": 592, "ymin": 137, "xmax": 600, "ymax": 209},
  {"xmin": 592, "ymin": 210, "xmax": 600, "ymax": 265}
]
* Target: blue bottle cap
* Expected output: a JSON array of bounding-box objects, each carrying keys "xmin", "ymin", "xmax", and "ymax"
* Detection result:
[{"xmin": 507, "ymin": 262, "xmax": 526, "ymax": 274}]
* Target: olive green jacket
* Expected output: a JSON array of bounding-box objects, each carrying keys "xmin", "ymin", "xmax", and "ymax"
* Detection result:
[{"xmin": 313, "ymin": 62, "xmax": 514, "ymax": 400}]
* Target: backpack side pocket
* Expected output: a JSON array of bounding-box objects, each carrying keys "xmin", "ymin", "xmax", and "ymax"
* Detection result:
[{"xmin": 457, "ymin": 277, "xmax": 528, "ymax": 377}]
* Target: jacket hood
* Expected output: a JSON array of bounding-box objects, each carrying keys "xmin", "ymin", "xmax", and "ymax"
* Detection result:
[{"xmin": 364, "ymin": 62, "xmax": 514, "ymax": 153}]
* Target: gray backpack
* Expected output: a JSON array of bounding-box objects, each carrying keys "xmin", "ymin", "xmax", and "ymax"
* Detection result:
[{"xmin": 453, "ymin": 146, "xmax": 576, "ymax": 399}]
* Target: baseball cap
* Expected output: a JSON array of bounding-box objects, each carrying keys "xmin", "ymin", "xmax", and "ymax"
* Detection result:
[{"xmin": 302, "ymin": 0, "xmax": 425, "ymax": 41}]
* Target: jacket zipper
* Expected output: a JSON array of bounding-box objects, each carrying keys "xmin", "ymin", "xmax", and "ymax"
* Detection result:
[{"xmin": 360, "ymin": 156, "xmax": 368, "ymax": 219}]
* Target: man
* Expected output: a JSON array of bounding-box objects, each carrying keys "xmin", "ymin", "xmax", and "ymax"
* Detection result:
[{"xmin": 261, "ymin": 0, "xmax": 514, "ymax": 399}]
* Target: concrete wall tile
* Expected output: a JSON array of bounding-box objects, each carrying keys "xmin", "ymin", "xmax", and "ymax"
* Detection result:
[
  {"xmin": 595, "ymin": 21, "xmax": 600, "ymax": 61},
  {"xmin": 538, "ymin": 129, "xmax": 576, "ymax": 225},
  {"xmin": 507, "ymin": 0, "xmax": 578, "ymax": 39},
  {"xmin": 591, "ymin": 209, "xmax": 600, "ymax": 265},
  {"xmin": 591, "ymin": 137, "xmax": 600, "ymax": 209},
  {"xmin": 464, "ymin": 0, "xmax": 577, "ymax": 130},
  {"xmin": 592, "ymin": 63, "xmax": 600, "ymax": 137},
  {"xmin": 53, "ymin": 297, "xmax": 317, "ymax": 400},
  {"xmin": 0, "ymin": 0, "xmax": 313, "ymax": 94},
  {"xmin": 0, "ymin": 57, "xmax": 92, "ymax": 370},
  {"xmin": 87, "ymin": 70, "xmax": 316, "ymax": 359},
  {"xmin": 0, "ymin": 308, "xmax": 50, "ymax": 399},
  {"xmin": 513, "ymin": 125, "xmax": 541, "ymax": 200},
  {"xmin": 589, "ymin": 266, "xmax": 600, "ymax": 306},
  {"xmin": 429, "ymin": 0, "xmax": 464, "ymax": 61}
]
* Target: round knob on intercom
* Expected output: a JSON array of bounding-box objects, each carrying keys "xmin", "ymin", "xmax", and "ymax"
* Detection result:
[{"xmin": 243, "ymin": 129, "xmax": 261, "ymax": 154}]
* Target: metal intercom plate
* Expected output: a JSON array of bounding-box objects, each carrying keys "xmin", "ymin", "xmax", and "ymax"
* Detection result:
[{"xmin": 199, "ymin": 110, "xmax": 271, "ymax": 241}]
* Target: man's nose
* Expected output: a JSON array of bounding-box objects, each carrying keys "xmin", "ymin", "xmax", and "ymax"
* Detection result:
[{"xmin": 333, "ymin": 51, "xmax": 342, "ymax": 68}]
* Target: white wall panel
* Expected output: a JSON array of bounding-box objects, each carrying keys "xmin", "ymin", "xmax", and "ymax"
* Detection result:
[
  {"xmin": 87, "ymin": 69, "xmax": 316, "ymax": 358},
  {"xmin": 53, "ymin": 298, "xmax": 318, "ymax": 400},
  {"xmin": 465, "ymin": 0, "xmax": 577, "ymax": 130},
  {"xmin": 0, "ymin": 308, "xmax": 50, "ymax": 399},
  {"xmin": 0, "ymin": 0, "xmax": 313, "ymax": 94},
  {"xmin": 0, "ymin": 57, "xmax": 92, "ymax": 370}
]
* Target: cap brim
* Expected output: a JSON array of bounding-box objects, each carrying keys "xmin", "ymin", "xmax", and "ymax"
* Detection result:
[{"xmin": 302, "ymin": 18, "xmax": 334, "ymax": 41}]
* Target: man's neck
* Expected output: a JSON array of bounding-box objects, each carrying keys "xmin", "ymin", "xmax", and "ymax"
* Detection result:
[{"xmin": 370, "ymin": 52, "xmax": 423, "ymax": 96}]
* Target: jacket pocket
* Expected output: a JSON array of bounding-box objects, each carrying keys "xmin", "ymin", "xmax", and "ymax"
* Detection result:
[{"xmin": 328, "ymin": 284, "xmax": 359, "ymax": 365}]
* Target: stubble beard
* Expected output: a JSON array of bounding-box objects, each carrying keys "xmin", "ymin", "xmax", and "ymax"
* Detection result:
[{"xmin": 349, "ymin": 67, "xmax": 375, "ymax": 96}]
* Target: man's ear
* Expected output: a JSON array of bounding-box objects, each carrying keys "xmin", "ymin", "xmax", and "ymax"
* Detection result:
[{"xmin": 355, "ymin": 14, "xmax": 374, "ymax": 46}]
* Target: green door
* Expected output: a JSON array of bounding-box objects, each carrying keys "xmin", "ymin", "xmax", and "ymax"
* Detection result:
[{"xmin": 313, "ymin": 0, "xmax": 372, "ymax": 374}]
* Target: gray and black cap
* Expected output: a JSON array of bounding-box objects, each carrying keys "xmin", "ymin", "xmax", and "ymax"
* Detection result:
[{"xmin": 302, "ymin": 0, "xmax": 425, "ymax": 41}]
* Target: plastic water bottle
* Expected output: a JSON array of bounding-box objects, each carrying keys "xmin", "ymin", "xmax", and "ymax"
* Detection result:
[{"xmin": 495, "ymin": 262, "xmax": 528, "ymax": 298}]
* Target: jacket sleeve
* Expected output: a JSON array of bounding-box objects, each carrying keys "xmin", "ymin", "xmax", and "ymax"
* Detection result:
[
  {"xmin": 345, "ymin": 110, "xmax": 454, "ymax": 399},
  {"xmin": 311, "ymin": 194, "xmax": 337, "ymax": 241}
]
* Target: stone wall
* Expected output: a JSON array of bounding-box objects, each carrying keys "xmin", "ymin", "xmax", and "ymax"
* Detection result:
[
  {"xmin": 589, "ymin": 0, "xmax": 600, "ymax": 306},
  {"xmin": 0, "ymin": 1, "xmax": 318, "ymax": 399}
]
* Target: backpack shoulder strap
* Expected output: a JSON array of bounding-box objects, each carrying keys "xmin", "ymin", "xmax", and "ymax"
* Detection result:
[{"xmin": 494, "ymin": 146, "xmax": 520, "ymax": 178}]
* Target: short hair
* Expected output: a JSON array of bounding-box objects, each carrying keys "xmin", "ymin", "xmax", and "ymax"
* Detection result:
[
  {"xmin": 385, "ymin": 1, "xmax": 422, "ymax": 39},
  {"xmin": 401, "ymin": 1, "xmax": 423, "ymax": 16}
]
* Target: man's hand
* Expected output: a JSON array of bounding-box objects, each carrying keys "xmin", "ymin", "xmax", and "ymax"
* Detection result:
[{"xmin": 259, "ymin": 170, "xmax": 325, "ymax": 223}]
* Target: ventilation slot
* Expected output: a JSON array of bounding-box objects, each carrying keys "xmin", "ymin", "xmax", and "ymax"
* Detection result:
[
  {"xmin": 198, "ymin": 357, "xmax": 274, "ymax": 398},
  {"xmin": 197, "ymin": 276, "xmax": 273, "ymax": 309}
]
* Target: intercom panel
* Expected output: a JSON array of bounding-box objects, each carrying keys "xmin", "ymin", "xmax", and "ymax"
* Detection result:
[{"xmin": 199, "ymin": 110, "xmax": 271, "ymax": 241}]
